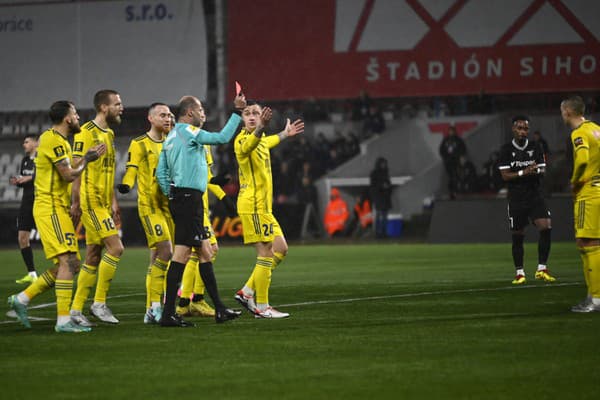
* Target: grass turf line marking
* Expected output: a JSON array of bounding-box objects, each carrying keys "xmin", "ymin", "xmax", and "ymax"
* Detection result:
[{"xmin": 279, "ymin": 282, "xmax": 582, "ymax": 307}]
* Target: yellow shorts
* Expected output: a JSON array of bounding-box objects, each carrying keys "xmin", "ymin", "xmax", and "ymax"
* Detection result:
[
  {"xmin": 81, "ymin": 207, "xmax": 119, "ymax": 245},
  {"xmin": 33, "ymin": 206, "xmax": 80, "ymax": 260},
  {"xmin": 239, "ymin": 213, "xmax": 283, "ymax": 244},
  {"xmin": 140, "ymin": 211, "xmax": 175, "ymax": 248},
  {"xmin": 204, "ymin": 211, "xmax": 217, "ymax": 245},
  {"xmin": 574, "ymin": 198, "xmax": 600, "ymax": 239}
]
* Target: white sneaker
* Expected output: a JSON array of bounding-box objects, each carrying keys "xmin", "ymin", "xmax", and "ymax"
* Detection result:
[
  {"xmin": 255, "ymin": 306, "xmax": 290, "ymax": 319},
  {"xmin": 234, "ymin": 290, "xmax": 258, "ymax": 314},
  {"xmin": 90, "ymin": 303, "xmax": 119, "ymax": 324},
  {"xmin": 143, "ymin": 308, "xmax": 155, "ymax": 324},
  {"xmin": 70, "ymin": 310, "xmax": 96, "ymax": 327}
]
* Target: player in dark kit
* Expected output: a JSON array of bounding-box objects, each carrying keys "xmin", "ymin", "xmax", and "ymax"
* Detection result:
[
  {"xmin": 10, "ymin": 134, "xmax": 39, "ymax": 284},
  {"xmin": 498, "ymin": 115, "xmax": 556, "ymax": 285}
]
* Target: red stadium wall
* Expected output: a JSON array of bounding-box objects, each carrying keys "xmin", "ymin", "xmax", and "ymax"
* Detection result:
[{"xmin": 227, "ymin": 0, "xmax": 600, "ymax": 101}]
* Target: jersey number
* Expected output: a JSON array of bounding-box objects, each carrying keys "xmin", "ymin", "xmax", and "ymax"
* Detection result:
[
  {"xmin": 262, "ymin": 223, "xmax": 274, "ymax": 237},
  {"xmin": 102, "ymin": 218, "xmax": 116, "ymax": 231},
  {"xmin": 65, "ymin": 232, "xmax": 76, "ymax": 246},
  {"xmin": 154, "ymin": 224, "xmax": 163, "ymax": 236}
]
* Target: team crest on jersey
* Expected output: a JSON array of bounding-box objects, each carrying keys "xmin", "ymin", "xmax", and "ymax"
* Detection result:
[
  {"xmin": 527, "ymin": 150, "xmax": 534, "ymax": 157},
  {"xmin": 74, "ymin": 142, "xmax": 83, "ymax": 152},
  {"xmin": 574, "ymin": 137, "xmax": 584, "ymax": 147},
  {"xmin": 53, "ymin": 145, "xmax": 65, "ymax": 157}
]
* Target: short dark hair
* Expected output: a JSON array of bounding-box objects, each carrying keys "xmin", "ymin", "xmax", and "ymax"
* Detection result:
[
  {"xmin": 511, "ymin": 115, "xmax": 529, "ymax": 125},
  {"xmin": 148, "ymin": 102, "xmax": 168, "ymax": 115},
  {"xmin": 176, "ymin": 96, "xmax": 198, "ymax": 120},
  {"xmin": 562, "ymin": 95, "xmax": 585, "ymax": 116},
  {"xmin": 24, "ymin": 133, "xmax": 39, "ymax": 141},
  {"xmin": 49, "ymin": 101, "xmax": 74, "ymax": 124},
  {"xmin": 93, "ymin": 89, "xmax": 119, "ymax": 112}
]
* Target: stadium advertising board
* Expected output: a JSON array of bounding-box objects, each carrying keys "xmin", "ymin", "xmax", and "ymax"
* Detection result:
[
  {"xmin": 227, "ymin": 0, "xmax": 600, "ymax": 100},
  {"xmin": 0, "ymin": 0, "xmax": 206, "ymax": 111}
]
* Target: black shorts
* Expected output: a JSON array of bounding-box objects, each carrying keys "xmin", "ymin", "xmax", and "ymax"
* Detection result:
[
  {"xmin": 168, "ymin": 187, "xmax": 206, "ymax": 247},
  {"xmin": 17, "ymin": 198, "xmax": 35, "ymax": 231},
  {"xmin": 507, "ymin": 197, "xmax": 550, "ymax": 231}
]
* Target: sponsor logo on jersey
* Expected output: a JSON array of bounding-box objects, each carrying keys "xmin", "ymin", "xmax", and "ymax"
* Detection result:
[
  {"xmin": 574, "ymin": 137, "xmax": 584, "ymax": 147},
  {"xmin": 53, "ymin": 146, "xmax": 65, "ymax": 157}
]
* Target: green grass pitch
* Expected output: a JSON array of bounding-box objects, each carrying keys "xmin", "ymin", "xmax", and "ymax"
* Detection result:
[{"xmin": 1, "ymin": 242, "xmax": 599, "ymax": 400}]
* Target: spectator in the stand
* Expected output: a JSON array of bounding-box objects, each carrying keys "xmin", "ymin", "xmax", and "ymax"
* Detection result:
[
  {"xmin": 363, "ymin": 105, "xmax": 386, "ymax": 138},
  {"xmin": 324, "ymin": 188, "xmax": 349, "ymax": 237},
  {"xmin": 532, "ymin": 130, "xmax": 550, "ymax": 162},
  {"xmin": 274, "ymin": 160, "xmax": 296, "ymax": 204},
  {"xmin": 297, "ymin": 176, "xmax": 318, "ymax": 213},
  {"xmin": 302, "ymin": 97, "xmax": 328, "ymax": 122},
  {"xmin": 352, "ymin": 90, "xmax": 371, "ymax": 121},
  {"xmin": 455, "ymin": 155, "xmax": 478, "ymax": 194},
  {"xmin": 370, "ymin": 157, "xmax": 392, "ymax": 239},
  {"xmin": 480, "ymin": 150, "xmax": 503, "ymax": 192},
  {"xmin": 439, "ymin": 124, "xmax": 466, "ymax": 199}
]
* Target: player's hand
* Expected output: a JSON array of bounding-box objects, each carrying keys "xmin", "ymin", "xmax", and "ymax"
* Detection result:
[
  {"xmin": 9, "ymin": 176, "xmax": 18, "ymax": 185},
  {"xmin": 70, "ymin": 203, "xmax": 82, "ymax": 226},
  {"xmin": 234, "ymin": 93, "xmax": 246, "ymax": 110},
  {"xmin": 260, "ymin": 107, "xmax": 273, "ymax": 126},
  {"xmin": 210, "ymin": 173, "xmax": 231, "ymax": 186},
  {"xmin": 85, "ymin": 144, "xmax": 106, "ymax": 162},
  {"xmin": 285, "ymin": 118, "xmax": 305, "ymax": 137},
  {"xmin": 221, "ymin": 195, "xmax": 237, "ymax": 217},
  {"xmin": 117, "ymin": 184, "xmax": 130, "ymax": 194}
]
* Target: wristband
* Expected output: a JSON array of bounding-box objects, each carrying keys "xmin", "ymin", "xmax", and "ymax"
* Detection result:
[{"xmin": 518, "ymin": 170, "xmax": 524, "ymax": 177}]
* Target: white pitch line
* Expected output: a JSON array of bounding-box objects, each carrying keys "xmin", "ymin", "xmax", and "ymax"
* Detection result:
[
  {"xmin": 2, "ymin": 282, "xmax": 584, "ymax": 325},
  {"xmin": 278, "ymin": 282, "xmax": 583, "ymax": 307}
]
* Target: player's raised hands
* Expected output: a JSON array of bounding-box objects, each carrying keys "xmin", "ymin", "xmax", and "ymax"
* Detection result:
[
  {"xmin": 260, "ymin": 107, "xmax": 273, "ymax": 126},
  {"xmin": 285, "ymin": 118, "xmax": 305, "ymax": 137}
]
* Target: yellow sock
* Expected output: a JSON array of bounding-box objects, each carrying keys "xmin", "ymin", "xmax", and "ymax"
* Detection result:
[
  {"xmin": 181, "ymin": 255, "xmax": 198, "ymax": 300},
  {"xmin": 24, "ymin": 269, "xmax": 56, "ymax": 300},
  {"xmin": 579, "ymin": 247, "xmax": 591, "ymax": 293},
  {"xmin": 145, "ymin": 265, "xmax": 152, "ymax": 309},
  {"xmin": 55, "ymin": 279, "xmax": 73, "ymax": 319},
  {"xmin": 94, "ymin": 253, "xmax": 119, "ymax": 304},
  {"xmin": 272, "ymin": 251, "xmax": 286, "ymax": 270},
  {"xmin": 254, "ymin": 257, "xmax": 273, "ymax": 304},
  {"xmin": 150, "ymin": 258, "xmax": 168, "ymax": 303},
  {"xmin": 585, "ymin": 245, "xmax": 600, "ymax": 299},
  {"xmin": 72, "ymin": 264, "xmax": 97, "ymax": 312}
]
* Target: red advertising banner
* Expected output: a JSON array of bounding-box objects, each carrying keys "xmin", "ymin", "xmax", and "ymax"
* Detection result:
[{"xmin": 227, "ymin": 0, "xmax": 600, "ymax": 100}]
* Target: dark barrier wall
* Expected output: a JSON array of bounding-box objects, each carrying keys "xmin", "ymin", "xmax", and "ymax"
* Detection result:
[{"xmin": 428, "ymin": 196, "xmax": 574, "ymax": 243}]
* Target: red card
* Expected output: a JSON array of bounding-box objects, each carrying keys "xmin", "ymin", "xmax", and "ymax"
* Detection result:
[{"xmin": 235, "ymin": 81, "xmax": 242, "ymax": 96}]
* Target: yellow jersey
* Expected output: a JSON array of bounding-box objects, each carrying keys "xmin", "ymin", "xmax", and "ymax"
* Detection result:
[
  {"xmin": 73, "ymin": 121, "xmax": 116, "ymax": 209},
  {"xmin": 122, "ymin": 133, "xmax": 168, "ymax": 215},
  {"xmin": 571, "ymin": 120, "xmax": 600, "ymax": 201},
  {"xmin": 33, "ymin": 129, "xmax": 73, "ymax": 213},
  {"xmin": 234, "ymin": 129, "xmax": 280, "ymax": 214}
]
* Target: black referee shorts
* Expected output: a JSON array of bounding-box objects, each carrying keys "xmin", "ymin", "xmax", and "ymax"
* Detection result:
[
  {"xmin": 168, "ymin": 187, "xmax": 206, "ymax": 248},
  {"xmin": 17, "ymin": 198, "xmax": 35, "ymax": 232},
  {"xmin": 508, "ymin": 197, "xmax": 550, "ymax": 231}
]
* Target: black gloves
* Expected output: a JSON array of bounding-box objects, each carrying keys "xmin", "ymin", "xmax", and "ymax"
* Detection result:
[
  {"xmin": 210, "ymin": 173, "xmax": 231, "ymax": 186},
  {"xmin": 117, "ymin": 184, "xmax": 130, "ymax": 194}
]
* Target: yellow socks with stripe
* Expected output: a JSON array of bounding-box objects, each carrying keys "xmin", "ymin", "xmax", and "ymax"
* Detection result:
[
  {"xmin": 94, "ymin": 253, "xmax": 119, "ymax": 304},
  {"xmin": 181, "ymin": 255, "xmax": 199, "ymax": 300},
  {"xmin": 55, "ymin": 279, "xmax": 73, "ymax": 325},
  {"xmin": 72, "ymin": 264, "xmax": 97, "ymax": 312},
  {"xmin": 150, "ymin": 258, "xmax": 168, "ymax": 304},
  {"xmin": 145, "ymin": 265, "xmax": 152, "ymax": 309},
  {"xmin": 583, "ymin": 245, "xmax": 600, "ymax": 303},
  {"xmin": 22, "ymin": 269, "xmax": 56, "ymax": 304},
  {"xmin": 272, "ymin": 251, "xmax": 286, "ymax": 270},
  {"xmin": 254, "ymin": 257, "xmax": 273, "ymax": 305}
]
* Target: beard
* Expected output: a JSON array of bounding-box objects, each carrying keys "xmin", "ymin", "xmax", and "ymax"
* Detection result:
[
  {"xmin": 107, "ymin": 113, "xmax": 122, "ymax": 125},
  {"xmin": 68, "ymin": 120, "xmax": 81, "ymax": 135}
]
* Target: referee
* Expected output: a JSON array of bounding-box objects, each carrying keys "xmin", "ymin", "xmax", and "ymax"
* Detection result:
[
  {"xmin": 156, "ymin": 94, "xmax": 245, "ymax": 326},
  {"xmin": 10, "ymin": 134, "xmax": 39, "ymax": 284}
]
